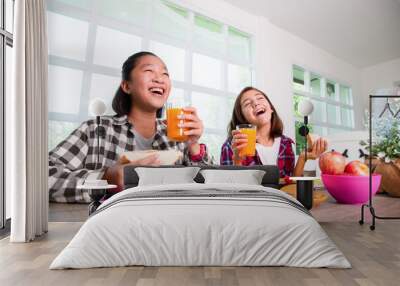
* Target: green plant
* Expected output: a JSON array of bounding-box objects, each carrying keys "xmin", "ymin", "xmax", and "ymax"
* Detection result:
[
  {"xmin": 295, "ymin": 121, "xmax": 313, "ymax": 155},
  {"xmin": 360, "ymin": 120, "xmax": 400, "ymax": 162}
]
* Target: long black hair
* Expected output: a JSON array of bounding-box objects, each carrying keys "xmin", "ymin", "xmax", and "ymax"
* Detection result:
[{"xmin": 112, "ymin": 51, "xmax": 163, "ymax": 118}]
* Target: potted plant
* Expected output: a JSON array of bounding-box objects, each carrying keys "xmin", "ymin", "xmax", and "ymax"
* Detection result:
[{"xmin": 360, "ymin": 119, "xmax": 400, "ymax": 197}]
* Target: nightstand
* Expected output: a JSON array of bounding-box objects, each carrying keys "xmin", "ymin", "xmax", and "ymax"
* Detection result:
[
  {"xmin": 281, "ymin": 177, "xmax": 328, "ymax": 210},
  {"xmin": 77, "ymin": 180, "xmax": 117, "ymax": 215}
]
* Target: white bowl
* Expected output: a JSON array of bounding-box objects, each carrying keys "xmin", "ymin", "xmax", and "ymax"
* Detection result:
[
  {"xmin": 120, "ymin": 149, "xmax": 183, "ymax": 165},
  {"xmin": 83, "ymin": 179, "xmax": 108, "ymax": 187}
]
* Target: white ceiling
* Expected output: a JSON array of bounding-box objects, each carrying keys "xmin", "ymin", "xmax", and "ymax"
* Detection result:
[{"xmin": 224, "ymin": 0, "xmax": 400, "ymax": 68}]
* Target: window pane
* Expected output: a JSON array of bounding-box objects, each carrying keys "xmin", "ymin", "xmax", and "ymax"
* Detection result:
[
  {"xmin": 153, "ymin": 1, "xmax": 189, "ymax": 42},
  {"xmin": 223, "ymin": 96, "xmax": 236, "ymax": 131},
  {"xmin": 48, "ymin": 121, "xmax": 80, "ymax": 151},
  {"xmin": 310, "ymin": 74, "xmax": 321, "ymax": 96},
  {"xmin": 170, "ymin": 86, "xmax": 185, "ymax": 100},
  {"xmin": 340, "ymin": 85, "xmax": 352, "ymax": 105},
  {"xmin": 228, "ymin": 27, "xmax": 251, "ymax": 64},
  {"xmin": 227, "ymin": 64, "xmax": 251, "ymax": 94},
  {"xmin": 93, "ymin": 26, "xmax": 142, "ymax": 69},
  {"xmin": 192, "ymin": 53, "xmax": 222, "ymax": 89},
  {"xmin": 293, "ymin": 66, "xmax": 305, "ymax": 91},
  {"xmin": 327, "ymin": 104, "xmax": 340, "ymax": 125},
  {"xmin": 191, "ymin": 92, "xmax": 226, "ymax": 130},
  {"xmin": 194, "ymin": 14, "xmax": 224, "ymax": 55},
  {"xmin": 57, "ymin": 0, "xmax": 90, "ymax": 9},
  {"xmin": 5, "ymin": 0, "xmax": 14, "ymax": 33},
  {"xmin": 311, "ymin": 125, "xmax": 327, "ymax": 137},
  {"xmin": 201, "ymin": 133, "xmax": 224, "ymax": 163},
  {"xmin": 341, "ymin": 107, "xmax": 354, "ymax": 128},
  {"xmin": 328, "ymin": 128, "xmax": 346, "ymax": 135},
  {"xmin": 47, "ymin": 12, "xmax": 89, "ymax": 61},
  {"xmin": 48, "ymin": 65, "xmax": 83, "ymax": 114},
  {"xmin": 309, "ymin": 99, "xmax": 325, "ymax": 123},
  {"xmin": 150, "ymin": 41, "xmax": 185, "ymax": 81},
  {"xmin": 97, "ymin": 0, "xmax": 148, "ymax": 28},
  {"xmin": 6, "ymin": 45, "xmax": 12, "ymax": 118},
  {"xmin": 326, "ymin": 80, "xmax": 337, "ymax": 101},
  {"xmin": 89, "ymin": 73, "xmax": 121, "ymax": 115}
]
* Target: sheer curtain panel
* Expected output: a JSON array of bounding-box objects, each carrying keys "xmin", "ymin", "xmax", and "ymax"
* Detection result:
[{"xmin": 9, "ymin": 0, "xmax": 48, "ymax": 242}]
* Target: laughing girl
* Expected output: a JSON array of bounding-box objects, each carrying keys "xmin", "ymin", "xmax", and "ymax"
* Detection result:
[
  {"xmin": 220, "ymin": 86, "xmax": 327, "ymax": 178},
  {"xmin": 49, "ymin": 52, "xmax": 212, "ymax": 203}
]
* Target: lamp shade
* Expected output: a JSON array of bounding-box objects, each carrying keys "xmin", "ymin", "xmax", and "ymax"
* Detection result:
[
  {"xmin": 89, "ymin": 98, "xmax": 107, "ymax": 117},
  {"xmin": 298, "ymin": 99, "xmax": 314, "ymax": 116}
]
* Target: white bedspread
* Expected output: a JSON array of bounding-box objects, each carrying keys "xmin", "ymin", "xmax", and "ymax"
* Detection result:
[{"xmin": 50, "ymin": 183, "xmax": 350, "ymax": 269}]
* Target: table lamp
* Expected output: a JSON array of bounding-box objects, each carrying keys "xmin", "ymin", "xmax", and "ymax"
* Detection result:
[
  {"xmin": 298, "ymin": 99, "xmax": 314, "ymax": 164},
  {"xmin": 294, "ymin": 99, "xmax": 315, "ymax": 210},
  {"xmin": 83, "ymin": 99, "xmax": 116, "ymax": 215},
  {"xmin": 89, "ymin": 98, "xmax": 107, "ymax": 169}
]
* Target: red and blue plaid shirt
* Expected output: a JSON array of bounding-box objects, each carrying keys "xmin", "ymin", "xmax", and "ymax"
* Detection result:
[{"xmin": 220, "ymin": 135, "xmax": 295, "ymax": 178}]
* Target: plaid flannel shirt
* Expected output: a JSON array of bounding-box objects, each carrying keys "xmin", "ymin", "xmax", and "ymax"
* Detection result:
[
  {"xmin": 49, "ymin": 115, "xmax": 213, "ymax": 203},
  {"xmin": 220, "ymin": 135, "xmax": 295, "ymax": 178}
]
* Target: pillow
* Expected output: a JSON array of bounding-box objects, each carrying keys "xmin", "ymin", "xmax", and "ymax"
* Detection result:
[
  {"xmin": 200, "ymin": 169, "xmax": 266, "ymax": 185},
  {"xmin": 135, "ymin": 167, "xmax": 200, "ymax": 186}
]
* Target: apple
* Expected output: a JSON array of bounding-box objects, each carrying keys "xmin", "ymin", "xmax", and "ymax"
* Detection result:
[
  {"xmin": 319, "ymin": 151, "xmax": 346, "ymax": 175},
  {"xmin": 344, "ymin": 160, "xmax": 369, "ymax": 176}
]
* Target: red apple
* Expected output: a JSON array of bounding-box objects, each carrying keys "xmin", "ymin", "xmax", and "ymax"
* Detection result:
[
  {"xmin": 344, "ymin": 160, "xmax": 369, "ymax": 176},
  {"xmin": 319, "ymin": 151, "xmax": 346, "ymax": 175}
]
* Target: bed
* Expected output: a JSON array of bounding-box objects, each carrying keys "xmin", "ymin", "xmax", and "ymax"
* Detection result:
[{"xmin": 50, "ymin": 165, "xmax": 350, "ymax": 269}]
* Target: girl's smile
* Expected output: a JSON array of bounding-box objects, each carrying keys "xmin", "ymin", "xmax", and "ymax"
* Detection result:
[{"xmin": 240, "ymin": 90, "xmax": 273, "ymax": 126}]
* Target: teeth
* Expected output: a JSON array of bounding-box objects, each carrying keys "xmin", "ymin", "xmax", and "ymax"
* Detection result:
[
  {"xmin": 149, "ymin": 87, "xmax": 164, "ymax": 94},
  {"xmin": 255, "ymin": 108, "xmax": 265, "ymax": 115}
]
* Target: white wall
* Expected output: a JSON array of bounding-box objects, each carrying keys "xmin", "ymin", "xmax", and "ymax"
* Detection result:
[
  {"xmin": 256, "ymin": 18, "xmax": 364, "ymax": 139},
  {"xmin": 361, "ymin": 57, "xmax": 400, "ymax": 98},
  {"xmin": 178, "ymin": 0, "xmax": 364, "ymax": 140}
]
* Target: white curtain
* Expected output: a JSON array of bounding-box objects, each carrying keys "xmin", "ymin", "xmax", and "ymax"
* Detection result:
[{"xmin": 9, "ymin": 0, "xmax": 48, "ymax": 242}]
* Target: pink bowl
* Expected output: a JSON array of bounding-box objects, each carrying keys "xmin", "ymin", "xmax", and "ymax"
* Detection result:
[{"xmin": 321, "ymin": 174, "xmax": 382, "ymax": 204}]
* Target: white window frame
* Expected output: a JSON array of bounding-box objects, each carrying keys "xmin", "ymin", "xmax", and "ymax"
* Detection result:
[{"xmin": 292, "ymin": 65, "xmax": 355, "ymax": 136}]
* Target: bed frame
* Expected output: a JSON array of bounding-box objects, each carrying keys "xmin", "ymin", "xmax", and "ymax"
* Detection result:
[{"xmin": 123, "ymin": 165, "xmax": 280, "ymax": 189}]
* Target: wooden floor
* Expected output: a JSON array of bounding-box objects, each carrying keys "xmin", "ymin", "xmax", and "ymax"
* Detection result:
[{"xmin": 1, "ymin": 192, "xmax": 400, "ymax": 286}]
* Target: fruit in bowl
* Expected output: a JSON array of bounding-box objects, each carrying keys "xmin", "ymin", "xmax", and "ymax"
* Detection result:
[
  {"xmin": 319, "ymin": 151, "xmax": 346, "ymax": 175},
  {"xmin": 344, "ymin": 160, "xmax": 369, "ymax": 176},
  {"xmin": 321, "ymin": 174, "xmax": 381, "ymax": 204},
  {"xmin": 318, "ymin": 151, "xmax": 381, "ymax": 204}
]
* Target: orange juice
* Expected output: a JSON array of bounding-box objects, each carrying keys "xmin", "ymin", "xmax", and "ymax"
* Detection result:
[
  {"xmin": 238, "ymin": 126, "xmax": 257, "ymax": 157},
  {"xmin": 167, "ymin": 108, "xmax": 189, "ymax": 141}
]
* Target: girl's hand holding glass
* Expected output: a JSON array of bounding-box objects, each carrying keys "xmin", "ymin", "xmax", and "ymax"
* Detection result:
[
  {"xmin": 178, "ymin": 107, "xmax": 204, "ymax": 146},
  {"xmin": 231, "ymin": 129, "xmax": 248, "ymax": 165}
]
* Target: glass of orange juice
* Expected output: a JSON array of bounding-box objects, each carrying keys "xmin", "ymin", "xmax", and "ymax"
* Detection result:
[
  {"xmin": 166, "ymin": 103, "xmax": 189, "ymax": 142},
  {"xmin": 236, "ymin": 124, "xmax": 257, "ymax": 157}
]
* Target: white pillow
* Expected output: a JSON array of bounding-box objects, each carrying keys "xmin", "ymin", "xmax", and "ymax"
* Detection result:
[
  {"xmin": 135, "ymin": 167, "xmax": 200, "ymax": 186},
  {"xmin": 200, "ymin": 169, "xmax": 266, "ymax": 185}
]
